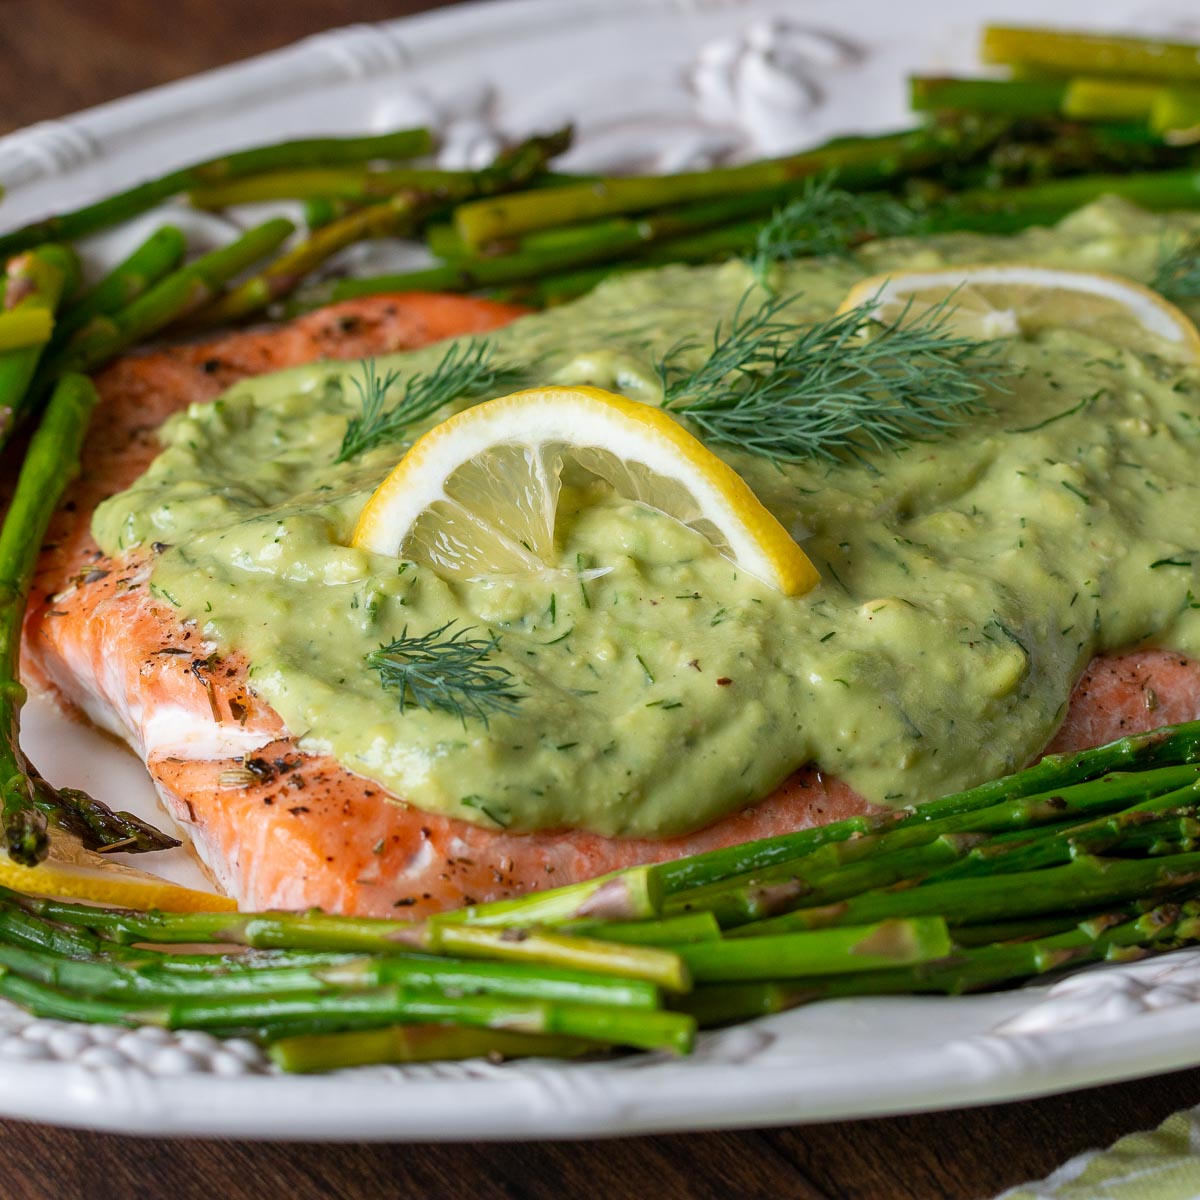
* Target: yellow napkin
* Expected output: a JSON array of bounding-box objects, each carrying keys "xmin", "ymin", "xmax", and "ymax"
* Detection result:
[{"xmin": 998, "ymin": 1109, "xmax": 1200, "ymax": 1199}]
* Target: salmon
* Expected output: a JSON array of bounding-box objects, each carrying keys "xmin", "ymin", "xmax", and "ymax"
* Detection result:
[{"xmin": 21, "ymin": 293, "xmax": 1200, "ymax": 917}]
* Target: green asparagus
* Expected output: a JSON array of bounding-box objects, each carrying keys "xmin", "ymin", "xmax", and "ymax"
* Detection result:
[
  {"xmin": 189, "ymin": 166, "xmax": 482, "ymax": 208},
  {"xmin": 268, "ymin": 1025, "xmax": 599, "ymax": 1072},
  {"xmin": 910, "ymin": 77, "xmax": 1067, "ymax": 118},
  {"xmin": 982, "ymin": 26, "xmax": 1200, "ymax": 82},
  {"xmin": 0, "ymin": 310, "xmax": 52, "ymax": 354},
  {"xmin": 0, "ymin": 375, "xmax": 97, "ymax": 862},
  {"xmin": 53, "ymin": 226, "xmax": 185, "ymax": 343},
  {"xmin": 0, "ymin": 244, "xmax": 78, "ymax": 442},
  {"xmin": 58, "ymin": 218, "xmax": 294, "ymax": 372},
  {"xmin": 1062, "ymin": 78, "xmax": 1162, "ymax": 122},
  {"xmin": 1152, "ymin": 88, "xmax": 1200, "ymax": 142},
  {"xmin": 0, "ymin": 128, "xmax": 433, "ymax": 259},
  {"xmin": 451, "ymin": 121, "xmax": 1007, "ymax": 247},
  {"xmin": 191, "ymin": 129, "xmax": 572, "ymax": 326}
]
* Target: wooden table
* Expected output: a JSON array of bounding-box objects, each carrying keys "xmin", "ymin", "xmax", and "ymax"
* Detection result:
[{"xmin": 0, "ymin": 2, "xmax": 1196, "ymax": 1196}]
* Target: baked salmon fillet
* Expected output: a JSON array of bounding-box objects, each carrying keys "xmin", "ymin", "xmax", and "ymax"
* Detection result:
[{"xmin": 21, "ymin": 293, "xmax": 1200, "ymax": 917}]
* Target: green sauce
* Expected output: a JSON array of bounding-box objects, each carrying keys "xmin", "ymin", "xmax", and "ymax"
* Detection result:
[{"xmin": 93, "ymin": 199, "xmax": 1200, "ymax": 837}]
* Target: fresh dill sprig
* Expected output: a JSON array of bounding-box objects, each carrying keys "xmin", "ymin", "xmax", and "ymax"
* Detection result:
[
  {"xmin": 336, "ymin": 340, "xmax": 526, "ymax": 462},
  {"xmin": 751, "ymin": 178, "xmax": 925, "ymax": 287},
  {"xmin": 336, "ymin": 360, "xmax": 402, "ymax": 462},
  {"xmin": 660, "ymin": 290, "xmax": 1007, "ymax": 465},
  {"xmin": 1151, "ymin": 235, "xmax": 1200, "ymax": 303},
  {"xmin": 366, "ymin": 621, "xmax": 523, "ymax": 728}
]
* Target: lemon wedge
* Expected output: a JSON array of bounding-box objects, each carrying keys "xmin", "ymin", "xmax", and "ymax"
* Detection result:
[
  {"xmin": 351, "ymin": 384, "xmax": 819, "ymax": 596},
  {"xmin": 0, "ymin": 827, "xmax": 235, "ymax": 911},
  {"xmin": 840, "ymin": 264, "xmax": 1200, "ymax": 362}
]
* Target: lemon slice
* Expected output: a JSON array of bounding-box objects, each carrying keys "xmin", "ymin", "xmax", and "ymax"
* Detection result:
[
  {"xmin": 840, "ymin": 264, "xmax": 1200, "ymax": 362},
  {"xmin": 0, "ymin": 827, "xmax": 235, "ymax": 911},
  {"xmin": 351, "ymin": 385, "xmax": 819, "ymax": 596}
]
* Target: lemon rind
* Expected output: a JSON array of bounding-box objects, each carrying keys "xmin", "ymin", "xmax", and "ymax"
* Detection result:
[
  {"xmin": 352, "ymin": 385, "xmax": 819, "ymax": 597},
  {"xmin": 839, "ymin": 263, "xmax": 1200, "ymax": 357}
]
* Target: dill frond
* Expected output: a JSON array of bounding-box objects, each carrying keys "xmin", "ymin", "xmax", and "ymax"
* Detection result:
[
  {"xmin": 336, "ymin": 360, "xmax": 402, "ymax": 463},
  {"xmin": 366, "ymin": 621, "xmax": 523, "ymax": 728},
  {"xmin": 1151, "ymin": 235, "xmax": 1200, "ymax": 303},
  {"xmin": 660, "ymin": 290, "xmax": 1008, "ymax": 465},
  {"xmin": 336, "ymin": 341, "xmax": 526, "ymax": 462},
  {"xmin": 752, "ymin": 178, "xmax": 925, "ymax": 287}
]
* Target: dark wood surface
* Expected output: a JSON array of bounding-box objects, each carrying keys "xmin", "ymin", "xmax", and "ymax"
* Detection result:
[{"xmin": 0, "ymin": 1, "xmax": 1195, "ymax": 1196}]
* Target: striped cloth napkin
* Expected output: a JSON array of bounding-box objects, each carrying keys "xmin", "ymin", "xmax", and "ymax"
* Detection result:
[{"xmin": 998, "ymin": 1109, "xmax": 1200, "ymax": 1199}]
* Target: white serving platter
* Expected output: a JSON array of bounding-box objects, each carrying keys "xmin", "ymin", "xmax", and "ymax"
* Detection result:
[{"xmin": 5, "ymin": 0, "xmax": 1200, "ymax": 1140}]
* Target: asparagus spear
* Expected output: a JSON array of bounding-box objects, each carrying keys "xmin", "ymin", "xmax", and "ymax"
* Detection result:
[
  {"xmin": 27, "ymin": 776, "xmax": 179, "ymax": 855},
  {"xmin": 269, "ymin": 1025, "xmax": 598, "ymax": 1072},
  {"xmin": 672, "ymin": 981, "xmax": 806, "ymax": 1028},
  {"xmin": 421, "ymin": 923, "xmax": 689, "ymax": 992},
  {"xmin": 670, "ymin": 918, "xmax": 953, "ymax": 982},
  {"xmin": 797, "ymin": 904, "xmax": 1199, "ymax": 1002},
  {"xmin": 0, "ymin": 893, "xmax": 683, "ymax": 1046},
  {"xmin": 675, "ymin": 903, "xmax": 1194, "ymax": 1026},
  {"xmin": 189, "ymin": 166, "xmax": 477, "ymax": 208},
  {"xmin": 948, "ymin": 914, "xmax": 1088, "ymax": 947},
  {"xmin": 175, "ymin": 988, "xmax": 693, "ymax": 1053},
  {"xmin": 7, "ymin": 897, "xmax": 426, "ymax": 951},
  {"xmin": 957, "ymin": 118, "xmax": 1199, "ymax": 189},
  {"xmin": 910, "ymin": 77, "xmax": 1067, "ymax": 118},
  {"xmin": 323, "ymin": 954, "xmax": 660, "ymax": 1008},
  {"xmin": 332, "ymin": 161, "xmax": 1200, "ymax": 312},
  {"xmin": 5, "ymin": 891, "xmax": 688, "ymax": 988},
  {"xmin": 981, "ymin": 26, "xmax": 1200, "ymax": 82},
  {"xmin": 625, "ymin": 160, "xmax": 1200, "ymax": 289},
  {"xmin": 776, "ymin": 805, "xmax": 1200, "ymax": 916},
  {"xmin": 193, "ymin": 167, "xmax": 586, "ymax": 210},
  {"xmin": 504, "ymin": 192, "xmax": 1080, "ymax": 306},
  {"xmin": 0, "ymin": 245, "xmax": 79, "ymax": 442},
  {"xmin": 950, "ymin": 167, "xmax": 1200, "ymax": 217},
  {"xmin": 301, "ymin": 197, "xmax": 360, "ymax": 231},
  {"xmin": 432, "ymin": 864, "xmax": 661, "ymax": 927},
  {"xmin": 191, "ymin": 128, "xmax": 572, "ymax": 326},
  {"xmin": 1152, "ymin": 89, "xmax": 1200, "ymax": 142},
  {"xmin": 321, "ymin": 246, "xmax": 648, "ymax": 304},
  {"xmin": 0, "ymin": 937, "xmax": 660, "ymax": 1009},
  {"xmin": 665, "ymin": 774, "xmax": 1200, "ymax": 928},
  {"xmin": 449, "ymin": 116, "xmax": 1175, "ymax": 258},
  {"xmin": 562, "ymin": 912, "xmax": 722, "ymax": 945},
  {"xmin": 731, "ymin": 851, "xmax": 1200, "ymax": 937},
  {"xmin": 187, "ymin": 198, "xmax": 435, "ymax": 326},
  {"xmin": 0, "ymin": 895, "xmax": 126, "ymax": 959},
  {"xmin": 57, "ymin": 218, "xmax": 294, "ymax": 373},
  {"xmin": 1062, "ymin": 78, "xmax": 1162, "ymax": 123},
  {"xmin": 317, "ymin": 187, "xmax": 804, "ymax": 304},
  {"xmin": 0, "ymin": 372, "xmax": 178, "ymax": 860},
  {"xmin": 52, "ymin": 226, "xmax": 186, "ymax": 344},
  {"xmin": 0, "ymin": 895, "xmax": 353, "ymax": 972},
  {"xmin": 653, "ymin": 721, "xmax": 1200, "ymax": 896},
  {"xmin": 425, "ymin": 221, "xmax": 469, "ymax": 259},
  {"xmin": 0, "ymin": 969, "xmax": 696, "ymax": 1055},
  {"xmin": 666, "ymin": 839, "xmax": 969, "ymax": 928},
  {"xmin": 512, "ymin": 187, "xmax": 831, "ymax": 258},
  {"xmin": 909, "ymin": 74, "xmax": 1169, "ymax": 126},
  {"xmin": 0, "ymin": 375, "xmax": 97, "ymax": 863},
  {"xmin": 451, "ymin": 121, "xmax": 1007, "ymax": 247},
  {"xmin": 0, "ymin": 310, "xmax": 53, "ymax": 354},
  {"xmin": 0, "ymin": 128, "xmax": 434, "ymax": 259},
  {"xmin": 317, "ymin": 181, "xmax": 922, "ymax": 306}
]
